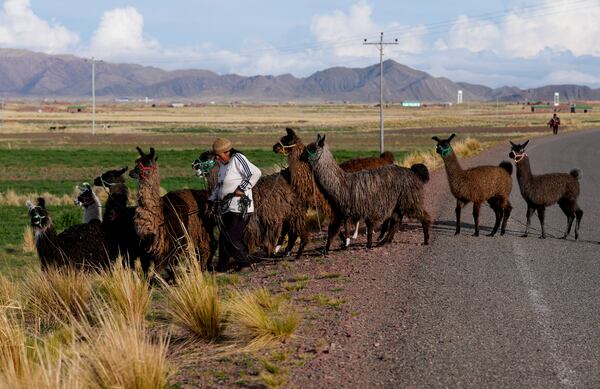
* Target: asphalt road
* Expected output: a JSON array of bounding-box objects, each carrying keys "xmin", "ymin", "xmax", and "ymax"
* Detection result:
[{"xmin": 395, "ymin": 129, "xmax": 600, "ymax": 388}]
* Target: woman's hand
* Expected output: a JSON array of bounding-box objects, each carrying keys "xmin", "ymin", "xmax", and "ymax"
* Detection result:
[{"xmin": 234, "ymin": 187, "xmax": 245, "ymax": 197}]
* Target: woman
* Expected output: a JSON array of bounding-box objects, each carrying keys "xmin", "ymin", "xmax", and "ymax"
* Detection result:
[{"xmin": 208, "ymin": 138, "xmax": 261, "ymax": 271}]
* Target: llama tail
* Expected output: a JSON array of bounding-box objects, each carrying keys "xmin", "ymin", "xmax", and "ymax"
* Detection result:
[
  {"xmin": 570, "ymin": 168, "xmax": 582, "ymax": 180},
  {"xmin": 499, "ymin": 161, "xmax": 513, "ymax": 175},
  {"xmin": 380, "ymin": 151, "xmax": 395, "ymax": 163},
  {"xmin": 410, "ymin": 163, "xmax": 430, "ymax": 183}
]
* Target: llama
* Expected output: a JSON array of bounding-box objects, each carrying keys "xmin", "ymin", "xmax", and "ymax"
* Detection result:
[
  {"xmin": 433, "ymin": 134, "xmax": 513, "ymax": 237},
  {"xmin": 93, "ymin": 167, "xmax": 153, "ymax": 271},
  {"xmin": 193, "ymin": 150, "xmax": 307, "ymax": 259},
  {"xmin": 302, "ymin": 134, "xmax": 431, "ymax": 248},
  {"xmin": 74, "ymin": 183, "xmax": 102, "ymax": 223},
  {"xmin": 26, "ymin": 197, "xmax": 112, "ymax": 270},
  {"xmin": 273, "ymin": 127, "xmax": 395, "ymax": 251},
  {"xmin": 509, "ymin": 140, "xmax": 583, "ymax": 239},
  {"xmin": 130, "ymin": 147, "xmax": 216, "ymax": 274}
]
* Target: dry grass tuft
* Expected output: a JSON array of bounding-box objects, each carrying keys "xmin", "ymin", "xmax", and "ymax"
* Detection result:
[
  {"xmin": 77, "ymin": 307, "xmax": 170, "ymax": 389},
  {"xmin": 163, "ymin": 260, "xmax": 224, "ymax": 341},
  {"xmin": 0, "ymin": 310, "xmax": 28, "ymax": 378},
  {"xmin": 21, "ymin": 268, "xmax": 93, "ymax": 327},
  {"xmin": 227, "ymin": 288, "xmax": 299, "ymax": 344},
  {"xmin": 22, "ymin": 225, "xmax": 36, "ymax": 254},
  {"xmin": 94, "ymin": 261, "xmax": 152, "ymax": 328},
  {"xmin": 1, "ymin": 190, "xmax": 73, "ymax": 206},
  {"xmin": 0, "ymin": 275, "xmax": 18, "ymax": 308}
]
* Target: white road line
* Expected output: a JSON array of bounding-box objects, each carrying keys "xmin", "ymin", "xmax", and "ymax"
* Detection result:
[{"xmin": 512, "ymin": 240, "xmax": 578, "ymax": 388}]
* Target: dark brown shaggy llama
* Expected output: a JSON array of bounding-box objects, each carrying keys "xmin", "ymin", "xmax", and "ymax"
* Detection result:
[
  {"xmin": 130, "ymin": 147, "xmax": 216, "ymax": 273},
  {"xmin": 194, "ymin": 150, "xmax": 307, "ymax": 258},
  {"xmin": 303, "ymin": 134, "xmax": 431, "ymax": 248},
  {"xmin": 273, "ymin": 127, "xmax": 395, "ymax": 252},
  {"xmin": 94, "ymin": 167, "xmax": 153, "ymax": 271},
  {"xmin": 509, "ymin": 140, "xmax": 583, "ymax": 239},
  {"xmin": 433, "ymin": 133, "xmax": 513, "ymax": 236},
  {"xmin": 27, "ymin": 197, "xmax": 112, "ymax": 270}
]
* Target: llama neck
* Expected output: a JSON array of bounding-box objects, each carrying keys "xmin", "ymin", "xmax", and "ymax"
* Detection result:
[
  {"xmin": 310, "ymin": 145, "xmax": 350, "ymax": 209},
  {"xmin": 287, "ymin": 144, "xmax": 313, "ymax": 192},
  {"xmin": 515, "ymin": 156, "xmax": 533, "ymax": 194},
  {"xmin": 83, "ymin": 192, "xmax": 102, "ymax": 223},
  {"xmin": 104, "ymin": 182, "xmax": 129, "ymax": 220},
  {"xmin": 441, "ymin": 151, "xmax": 466, "ymax": 195},
  {"xmin": 135, "ymin": 169, "xmax": 164, "ymax": 239},
  {"xmin": 33, "ymin": 222, "xmax": 62, "ymax": 267}
]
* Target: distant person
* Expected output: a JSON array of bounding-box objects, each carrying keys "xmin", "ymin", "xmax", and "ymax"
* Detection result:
[
  {"xmin": 208, "ymin": 138, "xmax": 261, "ymax": 271},
  {"xmin": 548, "ymin": 113, "xmax": 561, "ymax": 135}
]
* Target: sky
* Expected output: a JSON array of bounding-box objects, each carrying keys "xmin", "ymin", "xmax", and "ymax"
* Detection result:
[{"xmin": 2, "ymin": 0, "xmax": 600, "ymax": 88}]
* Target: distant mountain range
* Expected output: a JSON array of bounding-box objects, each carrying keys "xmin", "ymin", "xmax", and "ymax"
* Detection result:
[{"xmin": 1, "ymin": 48, "xmax": 600, "ymax": 102}]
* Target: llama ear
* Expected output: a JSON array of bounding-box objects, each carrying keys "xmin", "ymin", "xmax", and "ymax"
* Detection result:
[
  {"xmin": 509, "ymin": 140, "xmax": 517, "ymax": 147},
  {"xmin": 155, "ymin": 156, "xmax": 158, "ymax": 162},
  {"xmin": 432, "ymin": 136, "xmax": 441, "ymax": 142},
  {"xmin": 448, "ymin": 134, "xmax": 456, "ymax": 142},
  {"xmin": 317, "ymin": 134, "xmax": 327, "ymax": 147},
  {"xmin": 26, "ymin": 200, "xmax": 35, "ymax": 211},
  {"xmin": 118, "ymin": 166, "xmax": 128, "ymax": 175},
  {"xmin": 136, "ymin": 146, "xmax": 145, "ymax": 157},
  {"xmin": 37, "ymin": 197, "xmax": 46, "ymax": 208},
  {"xmin": 522, "ymin": 140, "xmax": 529, "ymax": 148},
  {"xmin": 286, "ymin": 127, "xmax": 296, "ymax": 137},
  {"xmin": 149, "ymin": 147, "xmax": 156, "ymax": 159}
]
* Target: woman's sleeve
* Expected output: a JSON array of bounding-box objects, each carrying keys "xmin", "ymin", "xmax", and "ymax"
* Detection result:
[{"xmin": 234, "ymin": 154, "xmax": 262, "ymax": 191}]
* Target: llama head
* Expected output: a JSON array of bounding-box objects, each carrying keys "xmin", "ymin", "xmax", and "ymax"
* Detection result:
[
  {"xmin": 432, "ymin": 134, "xmax": 456, "ymax": 158},
  {"xmin": 27, "ymin": 197, "xmax": 51, "ymax": 229},
  {"xmin": 273, "ymin": 127, "xmax": 300, "ymax": 155},
  {"xmin": 192, "ymin": 150, "xmax": 218, "ymax": 177},
  {"xmin": 94, "ymin": 166, "xmax": 128, "ymax": 187},
  {"xmin": 130, "ymin": 147, "xmax": 158, "ymax": 180},
  {"xmin": 508, "ymin": 140, "xmax": 529, "ymax": 162},
  {"xmin": 75, "ymin": 183, "xmax": 96, "ymax": 207},
  {"xmin": 301, "ymin": 134, "xmax": 327, "ymax": 164}
]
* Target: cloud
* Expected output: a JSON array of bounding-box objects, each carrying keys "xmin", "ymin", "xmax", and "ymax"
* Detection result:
[
  {"xmin": 0, "ymin": 0, "xmax": 79, "ymax": 52},
  {"xmin": 90, "ymin": 6, "xmax": 159, "ymax": 58},
  {"xmin": 439, "ymin": 0, "xmax": 600, "ymax": 58},
  {"xmin": 310, "ymin": 1, "xmax": 426, "ymax": 57}
]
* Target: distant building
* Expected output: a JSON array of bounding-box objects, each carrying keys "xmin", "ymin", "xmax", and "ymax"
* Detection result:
[
  {"xmin": 115, "ymin": 97, "xmax": 130, "ymax": 103},
  {"xmin": 401, "ymin": 101, "xmax": 421, "ymax": 107},
  {"xmin": 170, "ymin": 102, "xmax": 185, "ymax": 108}
]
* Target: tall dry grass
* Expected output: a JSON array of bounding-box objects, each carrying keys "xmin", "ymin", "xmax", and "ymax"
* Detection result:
[
  {"xmin": 21, "ymin": 268, "xmax": 93, "ymax": 327},
  {"xmin": 21, "ymin": 225, "xmax": 36, "ymax": 254},
  {"xmin": 76, "ymin": 306, "xmax": 171, "ymax": 389},
  {"xmin": 1, "ymin": 190, "xmax": 74, "ymax": 207},
  {"xmin": 163, "ymin": 259, "xmax": 224, "ymax": 341},
  {"xmin": 95, "ymin": 261, "xmax": 152, "ymax": 328},
  {"xmin": 401, "ymin": 137, "xmax": 483, "ymax": 170},
  {"xmin": 0, "ymin": 274, "xmax": 18, "ymax": 307},
  {"xmin": 227, "ymin": 287, "xmax": 299, "ymax": 345}
]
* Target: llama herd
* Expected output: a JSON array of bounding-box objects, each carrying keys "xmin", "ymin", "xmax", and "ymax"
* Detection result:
[{"xmin": 26, "ymin": 128, "xmax": 585, "ymax": 275}]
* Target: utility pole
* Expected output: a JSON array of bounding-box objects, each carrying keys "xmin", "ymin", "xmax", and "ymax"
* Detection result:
[
  {"xmin": 364, "ymin": 32, "xmax": 398, "ymax": 154},
  {"xmin": 92, "ymin": 57, "xmax": 96, "ymax": 136}
]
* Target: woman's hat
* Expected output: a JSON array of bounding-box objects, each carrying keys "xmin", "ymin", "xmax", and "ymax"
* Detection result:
[{"xmin": 212, "ymin": 138, "xmax": 232, "ymax": 153}]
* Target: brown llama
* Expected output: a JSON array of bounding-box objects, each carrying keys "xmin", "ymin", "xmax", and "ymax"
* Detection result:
[
  {"xmin": 193, "ymin": 150, "xmax": 307, "ymax": 258},
  {"xmin": 302, "ymin": 134, "xmax": 431, "ymax": 248},
  {"xmin": 509, "ymin": 140, "xmax": 583, "ymax": 239},
  {"xmin": 93, "ymin": 167, "xmax": 154, "ymax": 271},
  {"xmin": 74, "ymin": 183, "xmax": 102, "ymax": 223},
  {"xmin": 130, "ymin": 147, "xmax": 216, "ymax": 274},
  {"xmin": 26, "ymin": 197, "xmax": 112, "ymax": 270},
  {"xmin": 433, "ymin": 134, "xmax": 513, "ymax": 236},
  {"xmin": 273, "ymin": 127, "xmax": 395, "ymax": 252}
]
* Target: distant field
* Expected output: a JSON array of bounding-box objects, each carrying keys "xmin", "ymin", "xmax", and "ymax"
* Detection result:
[{"xmin": 1, "ymin": 100, "xmax": 594, "ymax": 273}]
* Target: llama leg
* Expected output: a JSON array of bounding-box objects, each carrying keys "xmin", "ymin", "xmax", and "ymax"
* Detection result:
[
  {"xmin": 365, "ymin": 221, "xmax": 374, "ymax": 249},
  {"xmin": 537, "ymin": 206, "xmax": 546, "ymax": 239},
  {"xmin": 574, "ymin": 207, "xmax": 583, "ymax": 240},
  {"xmin": 421, "ymin": 210, "xmax": 432, "ymax": 245},
  {"xmin": 472, "ymin": 202, "xmax": 482, "ymax": 236},
  {"xmin": 487, "ymin": 198, "xmax": 502, "ymax": 237},
  {"xmin": 341, "ymin": 218, "xmax": 350, "ymax": 248},
  {"xmin": 558, "ymin": 199, "xmax": 575, "ymax": 239},
  {"xmin": 377, "ymin": 219, "xmax": 389, "ymax": 242},
  {"xmin": 522, "ymin": 204, "xmax": 534, "ymax": 237},
  {"xmin": 352, "ymin": 221, "xmax": 360, "ymax": 240},
  {"xmin": 500, "ymin": 201, "xmax": 512, "ymax": 236},
  {"xmin": 295, "ymin": 228, "xmax": 309, "ymax": 259},
  {"xmin": 284, "ymin": 231, "xmax": 298, "ymax": 257},
  {"xmin": 455, "ymin": 200, "xmax": 466, "ymax": 235},
  {"xmin": 325, "ymin": 216, "xmax": 343, "ymax": 254}
]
